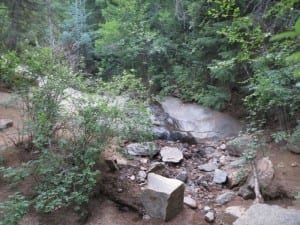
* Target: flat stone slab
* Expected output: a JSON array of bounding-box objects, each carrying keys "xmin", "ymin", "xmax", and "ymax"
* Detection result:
[
  {"xmin": 160, "ymin": 146, "xmax": 183, "ymax": 163},
  {"xmin": 141, "ymin": 173, "xmax": 185, "ymax": 221},
  {"xmin": 160, "ymin": 97, "xmax": 243, "ymax": 141},
  {"xmin": 215, "ymin": 191, "xmax": 235, "ymax": 205},
  {"xmin": 125, "ymin": 142, "xmax": 158, "ymax": 156},
  {"xmin": 233, "ymin": 204, "xmax": 300, "ymax": 225},
  {"xmin": 198, "ymin": 162, "xmax": 218, "ymax": 172}
]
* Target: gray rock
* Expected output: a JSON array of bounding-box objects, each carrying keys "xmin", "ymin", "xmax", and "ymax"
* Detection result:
[
  {"xmin": 204, "ymin": 206, "xmax": 211, "ymax": 212},
  {"xmin": 0, "ymin": 119, "xmax": 13, "ymax": 130},
  {"xmin": 199, "ymin": 162, "xmax": 218, "ymax": 172},
  {"xmin": 226, "ymin": 135, "xmax": 252, "ymax": 157},
  {"xmin": 147, "ymin": 162, "xmax": 165, "ymax": 174},
  {"xmin": 137, "ymin": 171, "xmax": 147, "ymax": 182},
  {"xmin": 125, "ymin": 142, "xmax": 158, "ymax": 156},
  {"xmin": 152, "ymin": 126, "xmax": 171, "ymax": 140},
  {"xmin": 248, "ymin": 157, "xmax": 274, "ymax": 190},
  {"xmin": 142, "ymin": 214, "xmax": 151, "ymax": 220},
  {"xmin": 215, "ymin": 191, "xmax": 235, "ymax": 205},
  {"xmin": 160, "ymin": 146, "xmax": 183, "ymax": 163},
  {"xmin": 227, "ymin": 169, "xmax": 249, "ymax": 188},
  {"xmin": 176, "ymin": 171, "xmax": 188, "ymax": 183},
  {"xmin": 141, "ymin": 173, "xmax": 185, "ymax": 221},
  {"xmin": 229, "ymin": 158, "xmax": 246, "ymax": 168},
  {"xmin": 238, "ymin": 185, "xmax": 255, "ymax": 200},
  {"xmin": 287, "ymin": 139, "xmax": 300, "ymax": 154},
  {"xmin": 183, "ymin": 196, "xmax": 197, "ymax": 209},
  {"xmin": 213, "ymin": 169, "xmax": 227, "ymax": 184},
  {"xmin": 233, "ymin": 204, "xmax": 300, "ymax": 225},
  {"xmin": 160, "ymin": 97, "xmax": 243, "ymax": 142},
  {"xmin": 205, "ymin": 211, "xmax": 215, "ymax": 223},
  {"xmin": 225, "ymin": 206, "xmax": 246, "ymax": 218}
]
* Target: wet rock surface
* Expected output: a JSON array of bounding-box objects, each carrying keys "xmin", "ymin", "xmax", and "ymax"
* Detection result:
[{"xmin": 150, "ymin": 96, "xmax": 243, "ymax": 142}]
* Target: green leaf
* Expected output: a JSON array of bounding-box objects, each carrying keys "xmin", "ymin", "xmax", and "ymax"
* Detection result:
[{"xmin": 271, "ymin": 31, "xmax": 297, "ymax": 41}]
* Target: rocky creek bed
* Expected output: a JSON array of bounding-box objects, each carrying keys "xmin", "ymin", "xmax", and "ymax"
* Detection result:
[{"xmin": 1, "ymin": 90, "xmax": 300, "ymax": 225}]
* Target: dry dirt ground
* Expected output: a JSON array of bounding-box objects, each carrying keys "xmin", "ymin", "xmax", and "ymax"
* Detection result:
[{"xmin": 0, "ymin": 90, "xmax": 300, "ymax": 225}]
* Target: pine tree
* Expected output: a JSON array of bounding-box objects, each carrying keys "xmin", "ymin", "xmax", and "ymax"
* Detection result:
[{"xmin": 60, "ymin": 0, "xmax": 94, "ymax": 72}]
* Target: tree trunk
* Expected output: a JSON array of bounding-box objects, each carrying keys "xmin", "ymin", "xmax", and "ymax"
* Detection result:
[{"xmin": 7, "ymin": 0, "xmax": 19, "ymax": 50}]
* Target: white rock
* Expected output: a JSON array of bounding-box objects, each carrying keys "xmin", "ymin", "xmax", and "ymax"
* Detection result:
[
  {"xmin": 160, "ymin": 146, "xmax": 183, "ymax": 163},
  {"xmin": 220, "ymin": 143, "xmax": 226, "ymax": 150},
  {"xmin": 205, "ymin": 211, "xmax": 215, "ymax": 223},
  {"xmin": 129, "ymin": 175, "xmax": 136, "ymax": 181},
  {"xmin": 140, "ymin": 158, "xmax": 149, "ymax": 164},
  {"xmin": 184, "ymin": 196, "xmax": 197, "ymax": 209},
  {"xmin": 204, "ymin": 206, "xmax": 211, "ymax": 212}
]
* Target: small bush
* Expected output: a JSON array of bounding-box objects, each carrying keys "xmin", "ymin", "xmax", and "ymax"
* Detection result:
[
  {"xmin": 0, "ymin": 193, "xmax": 30, "ymax": 225},
  {"xmin": 0, "ymin": 52, "xmax": 152, "ymax": 223},
  {"xmin": 0, "ymin": 52, "xmax": 20, "ymax": 88}
]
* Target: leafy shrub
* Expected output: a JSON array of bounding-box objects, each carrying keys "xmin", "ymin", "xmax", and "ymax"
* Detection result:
[
  {"xmin": 0, "ymin": 52, "xmax": 20, "ymax": 88},
  {"xmin": 0, "ymin": 193, "xmax": 30, "ymax": 225},
  {"xmin": 0, "ymin": 54, "xmax": 152, "ymax": 223}
]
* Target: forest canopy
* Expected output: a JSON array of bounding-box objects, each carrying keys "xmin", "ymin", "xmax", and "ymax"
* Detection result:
[{"xmin": 0, "ymin": 0, "xmax": 300, "ymax": 128}]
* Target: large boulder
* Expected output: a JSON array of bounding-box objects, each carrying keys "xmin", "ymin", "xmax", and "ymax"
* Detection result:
[
  {"xmin": 250, "ymin": 157, "xmax": 274, "ymax": 188},
  {"xmin": 226, "ymin": 135, "xmax": 253, "ymax": 157},
  {"xmin": 233, "ymin": 204, "xmax": 300, "ymax": 225},
  {"xmin": 151, "ymin": 97, "xmax": 243, "ymax": 142},
  {"xmin": 287, "ymin": 135, "xmax": 300, "ymax": 154},
  {"xmin": 141, "ymin": 173, "xmax": 185, "ymax": 221}
]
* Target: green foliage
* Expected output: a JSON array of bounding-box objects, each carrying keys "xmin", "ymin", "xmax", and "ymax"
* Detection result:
[
  {"xmin": 288, "ymin": 122, "xmax": 300, "ymax": 145},
  {"xmin": 272, "ymin": 18, "xmax": 300, "ymax": 82},
  {"xmin": 271, "ymin": 131, "xmax": 289, "ymax": 143},
  {"xmin": 0, "ymin": 49, "xmax": 152, "ymax": 220},
  {"xmin": 0, "ymin": 193, "xmax": 30, "ymax": 225},
  {"xmin": 0, "ymin": 52, "xmax": 21, "ymax": 88},
  {"xmin": 60, "ymin": 0, "xmax": 94, "ymax": 71}
]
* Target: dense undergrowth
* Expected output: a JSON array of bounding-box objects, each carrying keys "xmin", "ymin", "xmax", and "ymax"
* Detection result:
[{"xmin": 0, "ymin": 48, "xmax": 152, "ymax": 224}]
